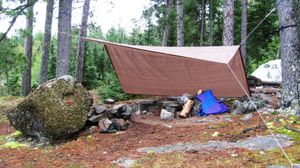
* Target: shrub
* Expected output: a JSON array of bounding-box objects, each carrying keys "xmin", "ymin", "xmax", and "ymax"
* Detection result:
[{"xmin": 97, "ymin": 72, "xmax": 134, "ymax": 101}]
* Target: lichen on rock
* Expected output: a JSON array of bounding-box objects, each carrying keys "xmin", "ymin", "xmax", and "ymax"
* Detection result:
[{"xmin": 7, "ymin": 75, "xmax": 93, "ymax": 140}]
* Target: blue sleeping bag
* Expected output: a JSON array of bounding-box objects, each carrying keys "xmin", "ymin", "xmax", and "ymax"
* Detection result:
[{"xmin": 196, "ymin": 89, "xmax": 229, "ymax": 116}]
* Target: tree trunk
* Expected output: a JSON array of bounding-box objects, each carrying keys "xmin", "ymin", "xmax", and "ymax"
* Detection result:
[
  {"xmin": 200, "ymin": 0, "xmax": 206, "ymax": 46},
  {"xmin": 298, "ymin": 0, "xmax": 300, "ymax": 33},
  {"xmin": 162, "ymin": 0, "xmax": 173, "ymax": 46},
  {"xmin": 176, "ymin": 0, "xmax": 184, "ymax": 46},
  {"xmin": 22, "ymin": 0, "xmax": 34, "ymax": 96},
  {"xmin": 241, "ymin": 0, "xmax": 248, "ymax": 65},
  {"xmin": 208, "ymin": 0, "xmax": 213, "ymax": 46},
  {"xmin": 222, "ymin": 0, "xmax": 234, "ymax": 46},
  {"xmin": 277, "ymin": 0, "xmax": 300, "ymax": 114},
  {"xmin": 56, "ymin": 0, "xmax": 72, "ymax": 77},
  {"xmin": 39, "ymin": 0, "xmax": 54, "ymax": 84},
  {"xmin": 76, "ymin": 0, "xmax": 91, "ymax": 83}
]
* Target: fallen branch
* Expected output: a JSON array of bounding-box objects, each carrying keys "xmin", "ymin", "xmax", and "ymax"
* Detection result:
[
  {"xmin": 284, "ymin": 125, "xmax": 300, "ymax": 133},
  {"xmin": 242, "ymin": 123, "xmax": 266, "ymax": 134}
]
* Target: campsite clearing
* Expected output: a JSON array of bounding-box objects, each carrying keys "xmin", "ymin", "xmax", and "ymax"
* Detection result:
[{"xmin": 0, "ymin": 97, "xmax": 300, "ymax": 168}]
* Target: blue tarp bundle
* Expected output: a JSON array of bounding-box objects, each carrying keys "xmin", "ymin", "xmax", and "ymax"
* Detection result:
[{"xmin": 196, "ymin": 90, "xmax": 229, "ymax": 116}]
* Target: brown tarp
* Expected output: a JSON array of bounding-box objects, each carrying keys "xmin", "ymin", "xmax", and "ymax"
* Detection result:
[{"xmin": 84, "ymin": 38, "xmax": 249, "ymax": 97}]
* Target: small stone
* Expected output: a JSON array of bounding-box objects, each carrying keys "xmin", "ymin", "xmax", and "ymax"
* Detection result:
[
  {"xmin": 240, "ymin": 113, "xmax": 253, "ymax": 121},
  {"xmin": 259, "ymin": 150, "xmax": 265, "ymax": 155},
  {"xmin": 165, "ymin": 103, "xmax": 181, "ymax": 111},
  {"xmin": 123, "ymin": 106, "xmax": 133, "ymax": 115},
  {"xmin": 88, "ymin": 113, "xmax": 107, "ymax": 123},
  {"xmin": 164, "ymin": 124, "xmax": 173, "ymax": 128},
  {"xmin": 231, "ymin": 153, "xmax": 238, "ymax": 157},
  {"xmin": 196, "ymin": 120, "xmax": 207, "ymax": 123},
  {"xmin": 113, "ymin": 157, "xmax": 136, "ymax": 168},
  {"xmin": 104, "ymin": 98, "xmax": 115, "ymax": 104},
  {"xmin": 87, "ymin": 107, "xmax": 95, "ymax": 117},
  {"xmin": 113, "ymin": 158, "xmax": 135, "ymax": 168},
  {"xmin": 160, "ymin": 109, "xmax": 174, "ymax": 120},
  {"xmin": 135, "ymin": 110, "xmax": 141, "ymax": 115},
  {"xmin": 121, "ymin": 106, "xmax": 133, "ymax": 119},
  {"xmin": 86, "ymin": 126, "xmax": 98, "ymax": 134},
  {"xmin": 111, "ymin": 104, "xmax": 127, "ymax": 114},
  {"xmin": 95, "ymin": 105, "xmax": 107, "ymax": 115},
  {"xmin": 106, "ymin": 109, "xmax": 114, "ymax": 119},
  {"xmin": 231, "ymin": 100, "xmax": 243, "ymax": 115},
  {"xmin": 98, "ymin": 118, "xmax": 115, "ymax": 133},
  {"xmin": 212, "ymin": 131, "xmax": 220, "ymax": 137},
  {"xmin": 111, "ymin": 118, "xmax": 130, "ymax": 131},
  {"xmin": 225, "ymin": 118, "xmax": 233, "ymax": 122},
  {"xmin": 166, "ymin": 106, "xmax": 177, "ymax": 113},
  {"xmin": 136, "ymin": 99, "xmax": 156, "ymax": 105},
  {"xmin": 167, "ymin": 96, "xmax": 180, "ymax": 101},
  {"xmin": 160, "ymin": 101, "xmax": 177, "ymax": 107},
  {"xmin": 177, "ymin": 94, "xmax": 193, "ymax": 105}
]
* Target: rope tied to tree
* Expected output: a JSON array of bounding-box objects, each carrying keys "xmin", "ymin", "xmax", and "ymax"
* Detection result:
[{"xmin": 279, "ymin": 24, "xmax": 298, "ymax": 31}]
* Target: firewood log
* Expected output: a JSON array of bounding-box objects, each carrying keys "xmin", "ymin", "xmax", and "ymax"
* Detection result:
[{"xmin": 179, "ymin": 99, "xmax": 194, "ymax": 118}]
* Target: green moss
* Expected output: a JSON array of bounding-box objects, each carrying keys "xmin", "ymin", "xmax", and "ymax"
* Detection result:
[
  {"xmin": 241, "ymin": 150, "xmax": 290, "ymax": 167},
  {"xmin": 1, "ymin": 141, "xmax": 26, "ymax": 149},
  {"xmin": 266, "ymin": 122, "xmax": 276, "ymax": 129},
  {"xmin": 0, "ymin": 112, "xmax": 8, "ymax": 124},
  {"xmin": 208, "ymin": 125, "xmax": 220, "ymax": 129},
  {"xmin": 271, "ymin": 111, "xmax": 279, "ymax": 115},
  {"xmin": 0, "ymin": 131, "xmax": 28, "ymax": 148},
  {"xmin": 270, "ymin": 117, "xmax": 300, "ymax": 141},
  {"xmin": 8, "ymin": 131, "xmax": 23, "ymax": 138},
  {"xmin": 262, "ymin": 116, "xmax": 300, "ymax": 164},
  {"xmin": 0, "ymin": 135, "xmax": 5, "ymax": 145},
  {"xmin": 0, "ymin": 96, "xmax": 23, "ymax": 124},
  {"xmin": 67, "ymin": 162, "xmax": 86, "ymax": 168}
]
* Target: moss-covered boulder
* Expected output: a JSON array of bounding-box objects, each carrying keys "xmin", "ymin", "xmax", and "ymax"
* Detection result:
[{"xmin": 7, "ymin": 75, "xmax": 93, "ymax": 140}]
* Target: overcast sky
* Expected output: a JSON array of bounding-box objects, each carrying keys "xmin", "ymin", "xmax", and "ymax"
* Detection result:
[{"xmin": 0, "ymin": 0, "xmax": 152, "ymax": 36}]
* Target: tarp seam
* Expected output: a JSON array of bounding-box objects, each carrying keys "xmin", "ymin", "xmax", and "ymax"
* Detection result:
[{"xmin": 81, "ymin": 36, "xmax": 236, "ymax": 64}]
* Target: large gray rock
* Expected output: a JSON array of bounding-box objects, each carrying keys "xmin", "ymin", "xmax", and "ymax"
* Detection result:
[
  {"xmin": 7, "ymin": 75, "xmax": 93, "ymax": 139},
  {"xmin": 251, "ymin": 59, "xmax": 282, "ymax": 84}
]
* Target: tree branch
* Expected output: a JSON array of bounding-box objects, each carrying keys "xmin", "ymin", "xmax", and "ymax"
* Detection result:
[{"xmin": 0, "ymin": 0, "xmax": 38, "ymax": 43}]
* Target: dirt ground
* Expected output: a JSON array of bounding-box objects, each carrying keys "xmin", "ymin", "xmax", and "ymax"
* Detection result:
[{"xmin": 0, "ymin": 98, "xmax": 300, "ymax": 168}]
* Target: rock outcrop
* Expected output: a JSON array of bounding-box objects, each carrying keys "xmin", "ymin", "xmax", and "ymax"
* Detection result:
[{"xmin": 7, "ymin": 75, "xmax": 93, "ymax": 139}]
